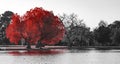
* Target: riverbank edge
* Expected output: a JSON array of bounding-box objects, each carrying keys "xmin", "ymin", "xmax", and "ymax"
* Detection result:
[{"xmin": 0, "ymin": 45, "xmax": 120, "ymax": 51}]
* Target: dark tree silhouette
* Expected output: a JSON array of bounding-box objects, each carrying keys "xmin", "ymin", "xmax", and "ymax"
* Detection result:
[
  {"xmin": 0, "ymin": 11, "xmax": 13, "ymax": 45},
  {"xmin": 69, "ymin": 26, "xmax": 91, "ymax": 46},
  {"xmin": 110, "ymin": 28, "xmax": 120, "ymax": 46},
  {"xmin": 108, "ymin": 21, "xmax": 120, "ymax": 46},
  {"xmin": 108, "ymin": 21, "xmax": 120, "ymax": 29},
  {"xmin": 94, "ymin": 21, "xmax": 111, "ymax": 46}
]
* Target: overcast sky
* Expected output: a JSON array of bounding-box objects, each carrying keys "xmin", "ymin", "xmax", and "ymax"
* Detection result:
[{"xmin": 0, "ymin": 0, "xmax": 120, "ymax": 29}]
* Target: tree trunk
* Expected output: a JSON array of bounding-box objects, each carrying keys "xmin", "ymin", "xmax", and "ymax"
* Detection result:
[
  {"xmin": 35, "ymin": 41, "xmax": 44, "ymax": 49},
  {"xmin": 26, "ymin": 42, "xmax": 31, "ymax": 49}
]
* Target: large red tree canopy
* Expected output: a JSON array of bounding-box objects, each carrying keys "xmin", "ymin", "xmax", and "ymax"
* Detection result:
[{"xmin": 6, "ymin": 7, "xmax": 65, "ymax": 45}]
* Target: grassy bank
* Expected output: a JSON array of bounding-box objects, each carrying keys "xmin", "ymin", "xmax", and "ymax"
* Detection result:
[{"xmin": 0, "ymin": 45, "xmax": 120, "ymax": 51}]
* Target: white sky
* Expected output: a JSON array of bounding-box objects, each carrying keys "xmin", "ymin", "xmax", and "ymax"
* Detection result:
[{"xmin": 0, "ymin": 0, "xmax": 120, "ymax": 29}]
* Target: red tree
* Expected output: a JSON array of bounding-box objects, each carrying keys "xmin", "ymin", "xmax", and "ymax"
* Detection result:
[
  {"xmin": 6, "ymin": 14, "xmax": 22, "ymax": 44},
  {"xmin": 6, "ymin": 7, "xmax": 65, "ymax": 45}
]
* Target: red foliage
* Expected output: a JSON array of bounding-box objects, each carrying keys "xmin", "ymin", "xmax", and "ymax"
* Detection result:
[
  {"xmin": 6, "ymin": 14, "xmax": 22, "ymax": 44},
  {"xmin": 6, "ymin": 7, "xmax": 65, "ymax": 45},
  {"xmin": 41, "ymin": 16, "xmax": 65, "ymax": 45}
]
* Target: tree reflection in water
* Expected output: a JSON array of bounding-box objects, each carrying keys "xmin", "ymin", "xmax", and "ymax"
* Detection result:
[{"xmin": 8, "ymin": 49, "xmax": 64, "ymax": 56}]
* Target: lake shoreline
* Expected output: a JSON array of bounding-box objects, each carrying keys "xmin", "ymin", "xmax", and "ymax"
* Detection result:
[{"xmin": 0, "ymin": 45, "xmax": 120, "ymax": 51}]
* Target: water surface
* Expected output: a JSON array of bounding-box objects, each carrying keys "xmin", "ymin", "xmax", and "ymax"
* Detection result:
[{"xmin": 0, "ymin": 49, "xmax": 120, "ymax": 64}]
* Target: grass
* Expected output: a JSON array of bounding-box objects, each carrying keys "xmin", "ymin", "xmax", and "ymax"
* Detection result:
[{"xmin": 0, "ymin": 45, "xmax": 120, "ymax": 51}]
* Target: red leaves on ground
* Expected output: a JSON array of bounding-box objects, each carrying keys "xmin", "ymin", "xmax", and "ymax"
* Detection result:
[{"xmin": 6, "ymin": 7, "xmax": 65, "ymax": 45}]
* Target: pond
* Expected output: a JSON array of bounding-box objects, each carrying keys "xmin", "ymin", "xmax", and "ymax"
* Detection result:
[{"xmin": 0, "ymin": 49, "xmax": 120, "ymax": 64}]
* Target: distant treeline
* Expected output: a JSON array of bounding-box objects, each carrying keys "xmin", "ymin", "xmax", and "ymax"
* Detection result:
[
  {"xmin": 57, "ymin": 13, "xmax": 120, "ymax": 47},
  {"xmin": 0, "ymin": 11, "xmax": 120, "ymax": 47}
]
